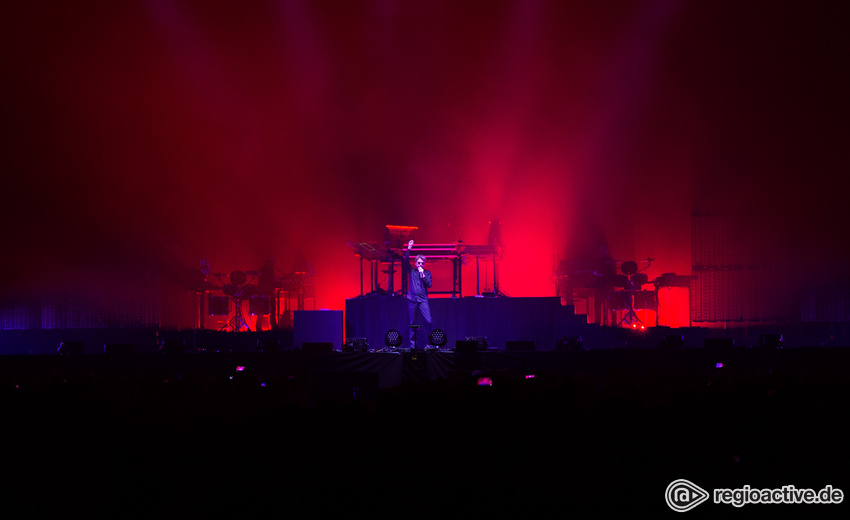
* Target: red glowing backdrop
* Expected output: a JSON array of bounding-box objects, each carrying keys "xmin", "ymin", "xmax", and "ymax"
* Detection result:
[{"xmin": 2, "ymin": 0, "xmax": 848, "ymax": 327}]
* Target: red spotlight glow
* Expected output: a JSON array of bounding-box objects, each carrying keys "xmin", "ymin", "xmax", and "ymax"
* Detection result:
[{"xmin": 5, "ymin": 0, "xmax": 838, "ymax": 330}]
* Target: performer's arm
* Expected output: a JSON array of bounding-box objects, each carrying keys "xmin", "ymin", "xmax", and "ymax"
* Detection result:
[
  {"xmin": 403, "ymin": 240, "xmax": 412, "ymax": 266},
  {"xmin": 423, "ymin": 270, "xmax": 432, "ymax": 289}
]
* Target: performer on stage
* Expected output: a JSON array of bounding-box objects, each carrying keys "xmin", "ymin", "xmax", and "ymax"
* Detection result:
[{"xmin": 404, "ymin": 239, "xmax": 433, "ymax": 349}]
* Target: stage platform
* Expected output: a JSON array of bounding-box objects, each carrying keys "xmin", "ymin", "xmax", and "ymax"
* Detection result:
[
  {"xmin": 2, "ymin": 296, "xmax": 849, "ymax": 404},
  {"xmin": 345, "ymin": 295, "xmax": 850, "ymax": 351},
  {"xmin": 346, "ymin": 295, "xmax": 593, "ymax": 351},
  {"xmin": 2, "ymin": 297, "xmax": 847, "ymax": 356}
]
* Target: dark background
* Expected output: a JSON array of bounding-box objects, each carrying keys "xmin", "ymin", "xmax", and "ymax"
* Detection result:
[{"xmin": 2, "ymin": 0, "xmax": 848, "ymax": 325}]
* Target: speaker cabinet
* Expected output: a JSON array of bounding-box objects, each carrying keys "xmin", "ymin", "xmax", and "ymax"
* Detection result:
[{"xmin": 505, "ymin": 340, "xmax": 535, "ymax": 352}]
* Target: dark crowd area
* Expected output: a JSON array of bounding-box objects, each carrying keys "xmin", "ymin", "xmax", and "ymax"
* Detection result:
[{"xmin": 2, "ymin": 348, "xmax": 849, "ymax": 519}]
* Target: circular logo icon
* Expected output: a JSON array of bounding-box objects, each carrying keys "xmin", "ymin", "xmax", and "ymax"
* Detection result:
[{"xmin": 666, "ymin": 479, "xmax": 710, "ymax": 512}]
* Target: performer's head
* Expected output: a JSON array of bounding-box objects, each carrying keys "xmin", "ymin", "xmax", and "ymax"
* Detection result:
[{"xmin": 415, "ymin": 255, "xmax": 426, "ymax": 268}]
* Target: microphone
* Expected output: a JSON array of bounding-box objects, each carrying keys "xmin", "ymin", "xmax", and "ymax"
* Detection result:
[{"xmin": 418, "ymin": 266, "xmax": 424, "ymax": 278}]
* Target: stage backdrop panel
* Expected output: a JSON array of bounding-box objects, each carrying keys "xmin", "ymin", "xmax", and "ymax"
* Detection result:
[
  {"xmin": 345, "ymin": 296, "xmax": 564, "ymax": 350},
  {"xmin": 294, "ymin": 310, "xmax": 343, "ymax": 349}
]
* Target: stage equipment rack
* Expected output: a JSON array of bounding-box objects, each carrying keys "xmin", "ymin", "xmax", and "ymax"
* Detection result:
[{"xmin": 348, "ymin": 241, "xmax": 501, "ymax": 298}]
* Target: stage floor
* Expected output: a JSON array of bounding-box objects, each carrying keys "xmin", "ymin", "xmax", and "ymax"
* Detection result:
[{"xmin": 1, "ymin": 296, "xmax": 848, "ymax": 357}]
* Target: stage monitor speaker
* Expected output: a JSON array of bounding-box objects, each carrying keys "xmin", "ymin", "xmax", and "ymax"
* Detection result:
[
  {"xmin": 464, "ymin": 336, "xmax": 488, "ymax": 351},
  {"xmin": 455, "ymin": 340, "xmax": 479, "ymax": 355},
  {"xmin": 557, "ymin": 336, "xmax": 582, "ymax": 351},
  {"xmin": 342, "ymin": 338, "xmax": 369, "ymax": 352},
  {"xmin": 505, "ymin": 340, "xmax": 535, "ymax": 352},
  {"xmin": 302, "ymin": 342, "xmax": 334, "ymax": 353}
]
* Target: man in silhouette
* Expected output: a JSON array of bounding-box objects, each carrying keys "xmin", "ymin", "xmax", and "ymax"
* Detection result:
[{"xmin": 403, "ymin": 239, "xmax": 432, "ymax": 349}]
